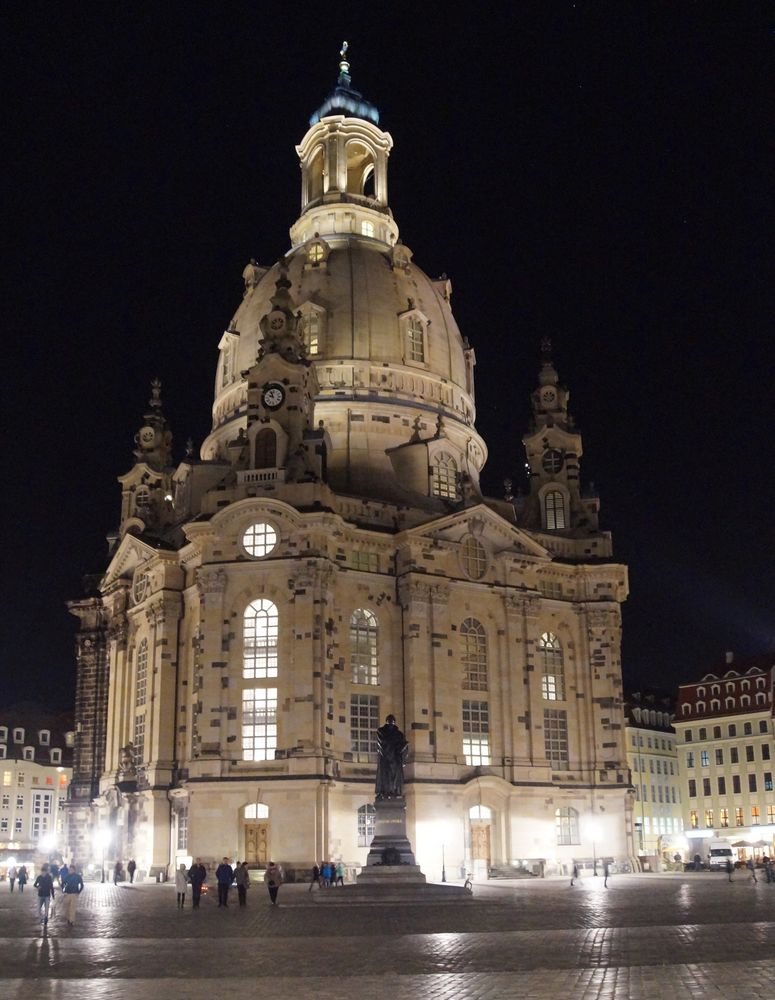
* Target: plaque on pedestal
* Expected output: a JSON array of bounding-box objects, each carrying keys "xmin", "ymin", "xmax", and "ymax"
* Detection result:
[{"xmin": 357, "ymin": 796, "xmax": 426, "ymax": 885}]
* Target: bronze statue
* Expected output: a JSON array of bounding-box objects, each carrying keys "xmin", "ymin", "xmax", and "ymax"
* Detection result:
[{"xmin": 375, "ymin": 715, "xmax": 408, "ymax": 799}]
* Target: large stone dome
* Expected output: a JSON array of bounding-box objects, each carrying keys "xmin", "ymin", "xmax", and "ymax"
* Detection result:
[{"xmin": 201, "ymin": 90, "xmax": 486, "ymax": 502}]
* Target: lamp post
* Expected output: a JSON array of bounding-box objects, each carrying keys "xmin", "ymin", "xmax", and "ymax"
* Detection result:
[
  {"xmin": 441, "ymin": 843, "xmax": 447, "ymax": 883},
  {"xmin": 588, "ymin": 821, "xmax": 601, "ymax": 876}
]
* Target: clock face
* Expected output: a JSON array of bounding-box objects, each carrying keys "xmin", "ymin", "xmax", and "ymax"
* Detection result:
[
  {"xmin": 269, "ymin": 315, "xmax": 285, "ymax": 331},
  {"xmin": 541, "ymin": 388, "xmax": 557, "ymax": 406},
  {"xmin": 262, "ymin": 383, "xmax": 285, "ymax": 409},
  {"xmin": 138, "ymin": 426, "xmax": 156, "ymax": 447}
]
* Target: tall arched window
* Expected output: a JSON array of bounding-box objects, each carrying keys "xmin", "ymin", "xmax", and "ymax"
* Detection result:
[
  {"xmin": 461, "ymin": 618, "xmax": 487, "ymax": 690},
  {"xmin": 357, "ymin": 803, "xmax": 376, "ymax": 846},
  {"xmin": 254, "ymin": 428, "xmax": 277, "ymax": 469},
  {"xmin": 243, "ymin": 599, "xmax": 279, "ymax": 678},
  {"xmin": 539, "ymin": 632, "xmax": 565, "ymax": 701},
  {"xmin": 351, "ymin": 609, "xmax": 379, "ymax": 685},
  {"xmin": 544, "ymin": 491, "xmax": 566, "ymax": 530},
  {"xmin": 555, "ymin": 806, "xmax": 579, "ymax": 845},
  {"xmin": 301, "ymin": 311, "xmax": 321, "ymax": 355},
  {"xmin": 135, "ymin": 639, "xmax": 148, "ymax": 708},
  {"xmin": 407, "ymin": 316, "xmax": 425, "ymax": 362},
  {"xmin": 431, "ymin": 453, "xmax": 458, "ymax": 499}
]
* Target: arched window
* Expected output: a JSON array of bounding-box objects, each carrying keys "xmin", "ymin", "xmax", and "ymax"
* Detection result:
[
  {"xmin": 136, "ymin": 639, "xmax": 148, "ymax": 708},
  {"xmin": 243, "ymin": 803, "xmax": 269, "ymax": 819},
  {"xmin": 555, "ymin": 806, "xmax": 579, "ymax": 845},
  {"xmin": 243, "ymin": 600, "xmax": 279, "ymax": 678},
  {"xmin": 460, "ymin": 536, "xmax": 487, "ymax": 579},
  {"xmin": 468, "ymin": 805, "xmax": 492, "ymax": 820},
  {"xmin": 461, "ymin": 618, "xmax": 487, "ymax": 690},
  {"xmin": 254, "ymin": 428, "xmax": 277, "ymax": 469},
  {"xmin": 407, "ymin": 315, "xmax": 425, "ymax": 362},
  {"xmin": 725, "ymin": 697, "xmax": 735, "ymax": 709},
  {"xmin": 539, "ymin": 632, "xmax": 565, "ymax": 701},
  {"xmin": 544, "ymin": 491, "xmax": 566, "ymax": 530},
  {"xmin": 351, "ymin": 609, "xmax": 378, "ymax": 685},
  {"xmin": 431, "ymin": 453, "xmax": 458, "ymax": 499},
  {"xmin": 711, "ymin": 699, "xmax": 720, "ymax": 711},
  {"xmin": 301, "ymin": 311, "xmax": 321, "ymax": 355},
  {"xmin": 357, "ymin": 803, "xmax": 376, "ymax": 846},
  {"xmin": 741, "ymin": 695, "xmax": 750, "ymax": 707}
]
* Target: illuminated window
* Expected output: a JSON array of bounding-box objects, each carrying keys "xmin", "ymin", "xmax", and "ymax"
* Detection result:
[
  {"xmin": 462, "ymin": 700, "xmax": 490, "ymax": 765},
  {"xmin": 361, "ymin": 221, "xmax": 374, "ymax": 237},
  {"xmin": 555, "ymin": 807, "xmax": 580, "ymax": 845},
  {"xmin": 751, "ymin": 806, "xmax": 761, "ymax": 825},
  {"xmin": 689, "ymin": 810, "xmax": 699, "ymax": 829},
  {"xmin": 307, "ymin": 242, "xmax": 325, "ymax": 264},
  {"xmin": 243, "ymin": 599, "xmax": 279, "ymax": 678},
  {"xmin": 242, "ymin": 688, "xmax": 277, "ymax": 761},
  {"xmin": 719, "ymin": 808, "xmax": 729, "ymax": 827},
  {"xmin": 133, "ymin": 714, "xmax": 145, "ymax": 764},
  {"xmin": 136, "ymin": 639, "xmax": 148, "ymax": 708},
  {"xmin": 242, "ymin": 522, "xmax": 277, "ymax": 558},
  {"xmin": 244, "ymin": 803, "xmax": 269, "ymax": 819},
  {"xmin": 539, "ymin": 632, "xmax": 565, "ymax": 701},
  {"xmin": 704, "ymin": 809, "xmax": 714, "ymax": 828},
  {"xmin": 765, "ymin": 772, "xmax": 773, "ymax": 791},
  {"xmin": 544, "ymin": 491, "xmax": 566, "ymax": 530},
  {"xmin": 350, "ymin": 609, "xmax": 379, "ymax": 685},
  {"xmin": 407, "ymin": 316, "xmax": 424, "ymax": 362},
  {"xmin": 543, "ymin": 709, "xmax": 569, "ymax": 770},
  {"xmin": 735, "ymin": 807, "xmax": 744, "ymax": 826},
  {"xmin": 350, "ymin": 695, "xmax": 379, "ymax": 755},
  {"xmin": 357, "ymin": 803, "xmax": 376, "ymax": 847},
  {"xmin": 2, "ymin": 772, "xmax": 11, "ymax": 787},
  {"xmin": 700, "ymin": 750, "xmax": 709, "ymax": 767},
  {"xmin": 301, "ymin": 311, "xmax": 321, "ymax": 355},
  {"xmin": 431, "ymin": 453, "xmax": 458, "ymax": 499},
  {"xmin": 176, "ymin": 808, "xmax": 188, "ymax": 850},
  {"xmin": 460, "ymin": 535, "xmax": 487, "ymax": 579},
  {"xmin": 461, "ymin": 618, "xmax": 487, "ymax": 690},
  {"xmin": 768, "ymin": 806, "xmax": 775, "ymax": 824}
]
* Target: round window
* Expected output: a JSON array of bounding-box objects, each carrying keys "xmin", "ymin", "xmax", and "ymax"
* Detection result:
[
  {"xmin": 542, "ymin": 449, "xmax": 564, "ymax": 474},
  {"xmin": 242, "ymin": 522, "xmax": 278, "ymax": 558}
]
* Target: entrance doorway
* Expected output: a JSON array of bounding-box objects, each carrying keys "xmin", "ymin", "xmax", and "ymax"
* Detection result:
[
  {"xmin": 243, "ymin": 803, "xmax": 269, "ymax": 864},
  {"xmin": 468, "ymin": 804, "xmax": 493, "ymax": 877}
]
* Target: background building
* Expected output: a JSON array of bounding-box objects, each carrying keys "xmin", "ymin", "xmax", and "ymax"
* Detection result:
[
  {"xmin": 624, "ymin": 692, "xmax": 683, "ymax": 868},
  {"xmin": 674, "ymin": 653, "xmax": 775, "ymax": 863},
  {"xmin": 66, "ymin": 55, "xmax": 634, "ymax": 880},
  {"xmin": 0, "ymin": 706, "xmax": 73, "ymax": 875}
]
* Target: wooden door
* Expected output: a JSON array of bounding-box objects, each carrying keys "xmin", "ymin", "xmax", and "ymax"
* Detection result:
[
  {"xmin": 245, "ymin": 821, "xmax": 268, "ymax": 864},
  {"xmin": 471, "ymin": 821, "xmax": 491, "ymax": 863}
]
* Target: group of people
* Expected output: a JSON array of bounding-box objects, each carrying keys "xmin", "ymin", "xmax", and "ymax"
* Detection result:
[
  {"xmin": 6, "ymin": 864, "xmax": 29, "ymax": 892},
  {"xmin": 27, "ymin": 861, "xmax": 85, "ymax": 929},
  {"xmin": 112, "ymin": 859, "xmax": 137, "ymax": 884},
  {"xmin": 175, "ymin": 857, "xmax": 285, "ymax": 908},
  {"xmin": 725, "ymin": 856, "xmax": 775, "ymax": 883},
  {"xmin": 308, "ymin": 861, "xmax": 346, "ymax": 890}
]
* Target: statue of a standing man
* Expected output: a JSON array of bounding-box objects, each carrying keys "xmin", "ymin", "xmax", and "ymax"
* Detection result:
[{"xmin": 375, "ymin": 715, "xmax": 408, "ymax": 799}]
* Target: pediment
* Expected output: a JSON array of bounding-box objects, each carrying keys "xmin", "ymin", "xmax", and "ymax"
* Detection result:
[
  {"xmin": 101, "ymin": 533, "xmax": 169, "ymax": 590},
  {"xmin": 400, "ymin": 504, "xmax": 551, "ymax": 560}
]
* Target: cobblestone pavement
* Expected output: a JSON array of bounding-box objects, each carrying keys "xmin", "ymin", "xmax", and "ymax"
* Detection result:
[{"xmin": 1, "ymin": 873, "xmax": 774, "ymax": 998}]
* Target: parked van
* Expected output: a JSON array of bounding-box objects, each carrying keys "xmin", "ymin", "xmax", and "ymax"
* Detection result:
[{"xmin": 707, "ymin": 839, "xmax": 734, "ymax": 871}]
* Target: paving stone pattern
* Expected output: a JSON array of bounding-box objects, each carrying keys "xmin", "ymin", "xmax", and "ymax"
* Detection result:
[{"xmin": 1, "ymin": 873, "xmax": 774, "ymax": 998}]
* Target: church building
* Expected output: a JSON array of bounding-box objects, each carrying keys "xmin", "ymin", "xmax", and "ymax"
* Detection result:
[{"xmin": 66, "ymin": 49, "xmax": 634, "ymax": 880}]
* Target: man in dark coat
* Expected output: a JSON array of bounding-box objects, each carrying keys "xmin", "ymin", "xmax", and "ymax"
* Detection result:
[
  {"xmin": 188, "ymin": 858, "xmax": 207, "ymax": 909},
  {"xmin": 215, "ymin": 857, "xmax": 234, "ymax": 908}
]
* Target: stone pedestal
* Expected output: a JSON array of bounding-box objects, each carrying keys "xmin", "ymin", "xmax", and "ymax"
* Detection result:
[{"xmin": 357, "ymin": 797, "xmax": 426, "ymax": 885}]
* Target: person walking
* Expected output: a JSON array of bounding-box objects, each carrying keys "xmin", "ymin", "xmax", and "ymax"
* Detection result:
[
  {"xmin": 335, "ymin": 861, "xmax": 345, "ymax": 887},
  {"xmin": 59, "ymin": 863, "xmax": 70, "ymax": 891},
  {"xmin": 188, "ymin": 858, "xmax": 207, "ymax": 909},
  {"xmin": 7, "ymin": 865, "xmax": 17, "ymax": 892},
  {"xmin": 61, "ymin": 867, "xmax": 84, "ymax": 927},
  {"xmin": 235, "ymin": 861, "xmax": 250, "ymax": 907},
  {"xmin": 17, "ymin": 865, "xmax": 28, "ymax": 892},
  {"xmin": 264, "ymin": 861, "xmax": 284, "ymax": 905},
  {"xmin": 308, "ymin": 863, "xmax": 320, "ymax": 891},
  {"xmin": 726, "ymin": 858, "xmax": 734, "ymax": 882},
  {"xmin": 603, "ymin": 859, "xmax": 610, "ymax": 888},
  {"xmin": 746, "ymin": 858, "xmax": 758, "ymax": 883},
  {"xmin": 215, "ymin": 857, "xmax": 234, "ymax": 908},
  {"xmin": 762, "ymin": 856, "xmax": 773, "ymax": 884},
  {"xmin": 570, "ymin": 862, "xmax": 579, "ymax": 887},
  {"xmin": 113, "ymin": 860, "xmax": 124, "ymax": 885},
  {"xmin": 127, "ymin": 859, "xmax": 137, "ymax": 884},
  {"xmin": 175, "ymin": 863, "xmax": 188, "ymax": 908},
  {"xmin": 321, "ymin": 861, "xmax": 331, "ymax": 887},
  {"xmin": 33, "ymin": 864, "xmax": 55, "ymax": 929},
  {"xmin": 49, "ymin": 862, "xmax": 60, "ymax": 888}
]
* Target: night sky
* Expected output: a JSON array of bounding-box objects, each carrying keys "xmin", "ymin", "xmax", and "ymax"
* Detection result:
[{"xmin": 3, "ymin": 3, "xmax": 773, "ymax": 708}]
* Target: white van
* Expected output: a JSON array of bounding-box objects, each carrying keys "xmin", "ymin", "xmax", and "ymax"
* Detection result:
[{"xmin": 707, "ymin": 839, "xmax": 734, "ymax": 870}]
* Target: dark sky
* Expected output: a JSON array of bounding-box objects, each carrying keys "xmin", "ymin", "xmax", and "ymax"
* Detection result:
[{"xmin": 3, "ymin": 3, "xmax": 773, "ymax": 707}]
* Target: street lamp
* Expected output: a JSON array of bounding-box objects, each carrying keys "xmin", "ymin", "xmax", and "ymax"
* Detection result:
[{"xmin": 441, "ymin": 843, "xmax": 447, "ymax": 883}]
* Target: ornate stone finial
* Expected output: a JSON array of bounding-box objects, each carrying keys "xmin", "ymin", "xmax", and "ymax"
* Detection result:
[
  {"xmin": 185, "ymin": 437, "xmax": 194, "ymax": 459},
  {"xmin": 149, "ymin": 378, "xmax": 163, "ymax": 411},
  {"xmin": 410, "ymin": 415, "xmax": 422, "ymax": 443},
  {"xmin": 435, "ymin": 413, "xmax": 444, "ymax": 438},
  {"xmin": 339, "ymin": 40, "xmax": 350, "ymax": 84}
]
